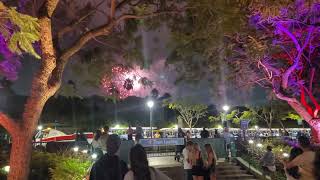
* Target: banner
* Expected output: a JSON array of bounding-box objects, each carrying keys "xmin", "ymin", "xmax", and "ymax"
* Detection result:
[
  {"xmin": 139, "ymin": 138, "xmax": 184, "ymax": 147},
  {"xmin": 240, "ymin": 120, "xmax": 250, "ymax": 130}
]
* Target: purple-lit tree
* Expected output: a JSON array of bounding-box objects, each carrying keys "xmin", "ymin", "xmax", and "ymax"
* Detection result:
[
  {"xmin": 242, "ymin": 1, "xmax": 320, "ymax": 143},
  {"xmin": 0, "ymin": 1, "xmax": 182, "ymax": 179},
  {"xmin": 169, "ymin": 0, "xmax": 320, "ymax": 143}
]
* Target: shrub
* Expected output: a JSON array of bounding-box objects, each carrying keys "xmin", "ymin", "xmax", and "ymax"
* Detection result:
[
  {"xmin": 29, "ymin": 151, "xmax": 91, "ymax": 180},
  {"xmin": 50, "ymin": 157, "xmax": 91, "ymax": 180}
]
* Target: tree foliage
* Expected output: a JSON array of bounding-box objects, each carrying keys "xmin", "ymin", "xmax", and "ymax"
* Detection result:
[
  {"xmin": 169, "ymin": 0, "xmax": 320, "ymax": 141},
  {"xmin": 167, "ymin": 100, "xmax": 207, "ymax": 128},
  {"xmin": 0, "ymin": 2, "xmax": 40, "ymax": 80}
]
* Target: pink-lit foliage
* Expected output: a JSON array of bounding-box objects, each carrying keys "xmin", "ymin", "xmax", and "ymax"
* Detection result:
[
  {"xmin": 0, "ymin": 34, "xmax": 21, "ymax": 81},
  {"xmin": 248, "ymin": 0, "xmax": 320, "ymax": 142},
  {"xmin": 101, "ymin": 60, "xmax": 175, "ymax": 99}
]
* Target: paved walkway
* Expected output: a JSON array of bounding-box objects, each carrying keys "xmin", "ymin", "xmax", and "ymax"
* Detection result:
[
  {"xmin": 148, "ymin": 156, "xmax": 183, "ymax": 180},
  {"xmin": 148, "ymin": 156, "xmax": 228, "ymax": 180}
]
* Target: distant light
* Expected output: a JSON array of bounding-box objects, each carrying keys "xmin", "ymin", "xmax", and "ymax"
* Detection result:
[
  {"xmin": 147, "ymin": 100, "xmax": 154, "ymax": 108},
  {"xmin": 91, "ymin": 153, "xmax": 98, "ymax": 159},
  {"xmin": 82, "ymin": 149, "xmax": 88, "ymax": 154},
  {"xmin": 248, "ymin": 140, "xmax": 254, "ymax": 144},
  {"xmin": 174, "ymin": 124, "xmax": 178, "ymax": 129},
  {"xmin": 254, "ymin": 125, "xmax": 259, "ymax": 130},
  {"xmin": 47, "ymin": 127, "xmax": 51, "ymax": 130},
  {"xmin": 3, "ymin": 166, "xmax": 9, "ymax": 173},
  {"xmin": 217, "ymin": 125, "xmax": 222, "ymax": 129},
  {"xmin": 283, "ymin": 153, "xmax": 289, "ymax": 158},
  {"xmin": 37, "ymin": 125, "xmax": 43, "ymax": 131},
  {"xmin": 257, "ymin": 143, "xmax": 263, "ymax": 148},
  {"xmin": 280, "ymin": 149, "xmax": 283, "ymax": 152},
  {"xmin": 73, "ymin": 146, "xmax": 79, "ymax": 152},
  {"xmin": 114, "ymin": 124, "xmax": 120, "ymax": 129},
  {"xmin": 222, "ymin": 105, "xmax": 230, "ymax": 112}
]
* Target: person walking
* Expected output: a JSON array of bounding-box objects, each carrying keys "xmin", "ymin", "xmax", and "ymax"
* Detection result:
[
  {"xmin": 89, "ymin": 134, "xmax": 128, "ymax": 180},
  {"xmin": 260, "ymin": 145, "xmax": 276, "ymax": 179},
  {"xmin": 191, "ymin": 143, "xmax": 205, "ymax": 180},
  {"xmin": 186, "ymin": 130, "xmax": 192, "ymax": 142},
  {"xmin": 99, "ymin": 126, "xmax": 110, "ymax": 153},
  {"xmin": 127, "ymin": 126, "xmax": 133, "ymax": 141},
  {"xmin": 183, "ymin": 141, "xmax": 194, "ymax": 180},
  {"xmin": 213, "ymin": 129, "xmax": 220, "ymax": 138},
  {"xmin": 91, "ymin": 130, "xmax": 103, "ymax": 158},
  {"xmin": 92, "ymin": 130, "xmax": 102, "ymax": 150},
  {"xmin": 284, "ymin": 147, "xmax": 303, "ymax": 180},
  {"xmin": 175, "ymin": 128, "xmax": 185, "ymax": 161},
  {"xmin": 204, "ymin": 144, "xmax": 217, "ymax": 180},
  {"xmin": 222, "ymin": 127, "xmax": 233, "ymax": 161},
  {"xmin": 135, "ymin": 126, "xmax": 143, "ymax": 143},
  {"xmin": 283, "ymin": 135, "xmax": 316, "ymax": 180},
  {"xmin": 124, "ymin": 144, "xmax": 171, "ymax": 180},
  {"xmin": 200, "ymin": 128, "xmax": 209, "ymax": 139}
]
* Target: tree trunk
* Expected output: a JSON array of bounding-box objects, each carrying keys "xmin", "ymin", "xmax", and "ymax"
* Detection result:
[
  {"xmin": 278, "ymin": 119, "xmax": 286, "ymax": 132},
  {"xmin": 7, "ymin": 133, "xmax": 33, "ymax": 180},
  {"xmin": 6, "ymin": 11, "xmax": 60, "ymax": 179},
  {"xmin": 288, "ymin": 101, "xmax": 320, "ymax": 143}
]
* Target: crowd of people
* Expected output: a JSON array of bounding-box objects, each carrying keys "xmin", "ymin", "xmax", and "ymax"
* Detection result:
[
  {"xmin": 88, "ymin": 125, "xmax": 320, "ymax": 180},
  {"xmin": 259, "ymin": 135, "xmax": 320, "ymax": 180},
  {"xmin": 89, "ymin": 133, "xmax": 172, "ymax": 180},
  {"xmin": 182, "ymin": 141, "xmax": 217, "ymax": 180}
]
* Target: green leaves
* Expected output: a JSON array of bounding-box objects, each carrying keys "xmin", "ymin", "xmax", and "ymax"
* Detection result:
[
  {"xmin": 2, "ymin": 4, "xmax": 40, "ymax": 58},
  {"xmin": 282, "ymin": 112, "xmax": 302, "ymax": 121},
  {"xmin": 9, "ymin": 32, "xmax": 40, "ymax": 59}
]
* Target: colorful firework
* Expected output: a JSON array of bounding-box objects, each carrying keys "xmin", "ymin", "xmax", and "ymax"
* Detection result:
[{"xmin": 101, "ymin": 60, "xmax": 175, "ymax": 99}]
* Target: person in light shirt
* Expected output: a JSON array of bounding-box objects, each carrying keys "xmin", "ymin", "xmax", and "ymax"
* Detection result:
[
  {"xmin": 182, "ymin": 141, "xmax": 194, "ymax": 180},
  {"xmin": 283, "ymin": 135, "xmax": 316, "ymax": 180}
]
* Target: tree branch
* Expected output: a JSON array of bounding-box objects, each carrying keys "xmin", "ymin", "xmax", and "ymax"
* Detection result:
[
  {"xmin": 281, "ymin": 27, "xmax": 313, "ymax": 89},
  {"xmin": 309, "ymin": 67, "xmax": 315, "ymax": 92},
  {"xmin": 0, "ymin": 113, "xmax": 19, "ymax": 135},
  {"xmin": 57, "ymin": 0, "xmax": 104, "ymax": 39},
  {"xmin": 274, "ymin": 91, "xmax": 299, "ymax": 103},
  {"xmin": 110, "ymin": 0, "xmax": 116, "ymax": 19}
]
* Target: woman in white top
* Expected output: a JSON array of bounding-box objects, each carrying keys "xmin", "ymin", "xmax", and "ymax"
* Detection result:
[
  {"xmin": 91, "ymin": 130, "xmax": 102, "ymax": 149},
  {"xmin": 124, "ymin": 144, "xmax": 172, "ymax": 180}
]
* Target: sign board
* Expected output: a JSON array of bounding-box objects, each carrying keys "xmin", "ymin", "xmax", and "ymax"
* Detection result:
[
  {"xmin": 240, "ymin": 120, "xmax": 250, "ymax": 130},
  {"xmin": 139, "ymin": 138, "xmax": 184, "ymax": 147}
]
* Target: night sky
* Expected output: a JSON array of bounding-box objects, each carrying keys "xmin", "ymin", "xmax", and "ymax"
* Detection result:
[{"xmin": 5, "ymin": 0, "xmax": 269, "ymax": 109}]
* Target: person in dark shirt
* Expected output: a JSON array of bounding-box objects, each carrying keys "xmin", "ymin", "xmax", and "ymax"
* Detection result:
[
  {"xmin": 90, "ymin": 134, "xmax": 128, "ymax": 180},
  {"xmin": 200, "ymin": 128, "xmax": 209, "ymax": 138},
  {"xmin": 175, "ymin": 128, "xmax": 185, "ymax": 162}
]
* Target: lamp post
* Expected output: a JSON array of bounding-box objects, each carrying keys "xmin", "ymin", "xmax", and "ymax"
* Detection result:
[
  {"xmin": 222, "ymin": 105, "xmax": 230, "ymax": 128},
  {"xmin": 147, "ymin": 100, "xmax": 154, "ymax": 138}
]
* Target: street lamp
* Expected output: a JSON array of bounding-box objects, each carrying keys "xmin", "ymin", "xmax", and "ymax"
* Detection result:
[
  {"xmin": 37, "ymin": 125, "xmax": 43, "ymax": 131},
  {"xmin": 222, "ymin": 105, "xmax": 230, "ymax": 112},
  {"xmin": 146, "ymin": 100, "xmax": 154, "ymax": 138},
  {"xmin": 222, "ymin": 105, "xmax": 230, "ymax": 127}
]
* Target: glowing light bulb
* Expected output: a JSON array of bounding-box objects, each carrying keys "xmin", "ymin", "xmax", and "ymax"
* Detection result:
[
  {"xmin": 257, "ymin": 143, "xmax": 263, "ymax": 148},
  {"xmin": 3, "ymin": 166, "xmax": 9, "ymax": 173},
  {"xmin": 283, "ymin": 153, "xmax": 289, "ymax": 157},
  {"xmin": 91, "ymin": 153, "xmax": 98, "ymax": 159},
  {"xmin": 73, "ymin": 146, "xmax": 79, "ymax": 152}
]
